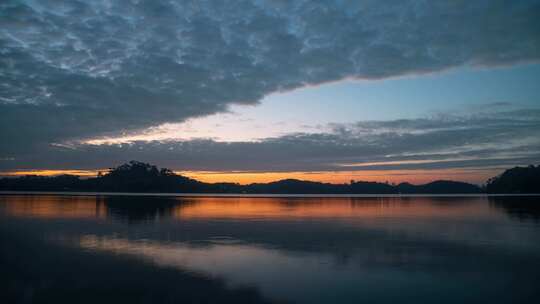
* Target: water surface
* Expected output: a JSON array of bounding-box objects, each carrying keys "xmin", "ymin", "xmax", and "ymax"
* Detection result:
[{"xmin": 1, "ymin": 194, "xmax": 539, "ymax": 303}]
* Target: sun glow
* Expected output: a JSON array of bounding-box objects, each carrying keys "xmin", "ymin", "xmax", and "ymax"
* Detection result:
[
  {"xmin": 0, "ymin": 168, "xmax": 495, "ymax": 184},
  {"xmin": 0, "ymin": 169, "xmax": 102, "ymax": 177},
  {"xmin": 178, "ymin": 168, "xmax": 495, "ymax": 185}
]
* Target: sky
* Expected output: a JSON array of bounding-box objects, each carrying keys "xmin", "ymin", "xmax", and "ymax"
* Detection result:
[{"xmin": 1, "ymin": 0, "xmax": 540, "ymax": 184}]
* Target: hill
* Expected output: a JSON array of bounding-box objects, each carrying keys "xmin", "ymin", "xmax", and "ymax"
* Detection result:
[
  {"xmin": 397, "ymin": 180, "xmax": 482, "ymax": 194},
  {"xmin": 486, "ymin": 165, "xmax": 540, "ymax": 194}
]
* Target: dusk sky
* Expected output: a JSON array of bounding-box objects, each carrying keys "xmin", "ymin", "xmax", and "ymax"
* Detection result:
[{"xmin": 1, "ymin": 0, "xmax": 539, "ymax": 184}]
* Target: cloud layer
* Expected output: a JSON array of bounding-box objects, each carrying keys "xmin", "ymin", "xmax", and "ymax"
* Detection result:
[
  {"xmin": 2, "ymin": 108, "xmax": 539, "ymax": 178},
  {"xmin": 2, "ymin": 0, "xmax": 540, "ymax": 158}
]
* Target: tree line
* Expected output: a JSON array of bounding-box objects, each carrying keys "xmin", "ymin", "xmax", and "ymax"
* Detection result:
[{"xmin": 0, "ymin": 161, "xmax": 538, "ymax": 194}]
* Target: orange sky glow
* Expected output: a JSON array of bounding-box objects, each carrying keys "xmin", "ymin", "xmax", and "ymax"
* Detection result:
[{"xmin": 0, "ymin": 167, "xmax": 499, "ymax": 185}]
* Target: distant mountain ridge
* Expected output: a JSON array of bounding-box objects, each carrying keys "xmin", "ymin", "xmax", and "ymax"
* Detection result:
[
  {"xmin": 0, "ymin": 161, "xmax": 489, "ymax": 194},
  {"xmin": 396, "ymin": 180, "xmax": 482, "ymax": 194}
]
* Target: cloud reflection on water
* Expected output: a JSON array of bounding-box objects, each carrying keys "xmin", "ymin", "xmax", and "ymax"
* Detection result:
[{"xmin": 1, "ymin": 195, "xmax": 540, "ymax": 303}]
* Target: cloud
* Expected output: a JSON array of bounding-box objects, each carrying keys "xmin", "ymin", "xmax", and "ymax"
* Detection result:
[
  {"xmin": 1, "ymin": 0, "xmax": 540, "ymax": 156},
  {"xmin": 2, "ymin": 108, "xmax": 539, "ymax": 174}
]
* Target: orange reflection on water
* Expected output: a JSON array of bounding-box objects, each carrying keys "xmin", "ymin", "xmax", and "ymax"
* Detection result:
[
  {"xmin": 0, "ymin": 195, "xmax": 108, "ymax": 219},
  {"xmin": 0, "ymin": 195, "xmax": 498, "ymax": 222},
  {"xmin": 173, "ymin": 196, "xmax": 493, "ymax": 220}
]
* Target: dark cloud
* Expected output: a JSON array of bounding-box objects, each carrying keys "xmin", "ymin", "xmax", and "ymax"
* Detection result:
[
  {"xmin": 1, "ymin": 0, "xmax": 540, "ymax": 158},
  {"xmin": 2, "ymin": 109, "xmax": 539, "ymax": 173}
]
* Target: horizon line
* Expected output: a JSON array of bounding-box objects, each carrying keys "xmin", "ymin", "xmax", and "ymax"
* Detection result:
[{"xmin": 0, "ymin": 168, "xmax": 499, "ymax": 186}]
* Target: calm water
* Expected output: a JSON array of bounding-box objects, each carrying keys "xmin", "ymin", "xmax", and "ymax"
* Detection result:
[{"xmin": 1, "ymin": 195, "xmax": 539, "ymax": 303}]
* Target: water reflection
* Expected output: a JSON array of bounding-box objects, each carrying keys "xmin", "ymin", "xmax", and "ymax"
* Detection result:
[
  {"xmin": 1, "ymin": 194, "xmax": 540, "ymax": 304},
  {"xmin": 489, "ymin": 196, "xmax": 540, "ymax": 222},
  {"xmin": 105, "ymin": 196, "xmax": 182, "ymax": 223},
  {"xmin": 172, "ymin": 196, "xmax": 495, "ymax": 220},
  {"xmin": 1, "ymin": 195, "xmax": 512, "ymax": 222},
  {"xmin": 0, "ymin": 195, "xmax": 108, "ymax": 219}
]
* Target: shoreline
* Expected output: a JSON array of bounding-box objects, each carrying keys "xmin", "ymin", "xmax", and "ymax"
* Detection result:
[{"xmin": 1, "ymin": 191, "xmax": 539, "ymax": 198}]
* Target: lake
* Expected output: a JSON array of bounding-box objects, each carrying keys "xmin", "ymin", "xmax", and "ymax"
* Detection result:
[{"xmin": 1, "ymin": 194, "xmax": 539, "ymax": 303}]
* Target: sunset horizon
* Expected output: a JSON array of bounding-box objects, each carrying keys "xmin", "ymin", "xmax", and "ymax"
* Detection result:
[
  {"xmin": 0, "ymin": 165, "xmax": 507, "ymax": 185},
  {"xmin": 1, "ymin": 1, "xmax": 540, "ymax": 303}
]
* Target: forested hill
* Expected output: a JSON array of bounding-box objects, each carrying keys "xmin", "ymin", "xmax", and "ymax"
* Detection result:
[
  {"xmin": 486, "ymin": 165, "xmax": 540, "ymax": 194},
  {"xmin": 1, "ymin": 160, "xmax": 526, "ymax": 195}
]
